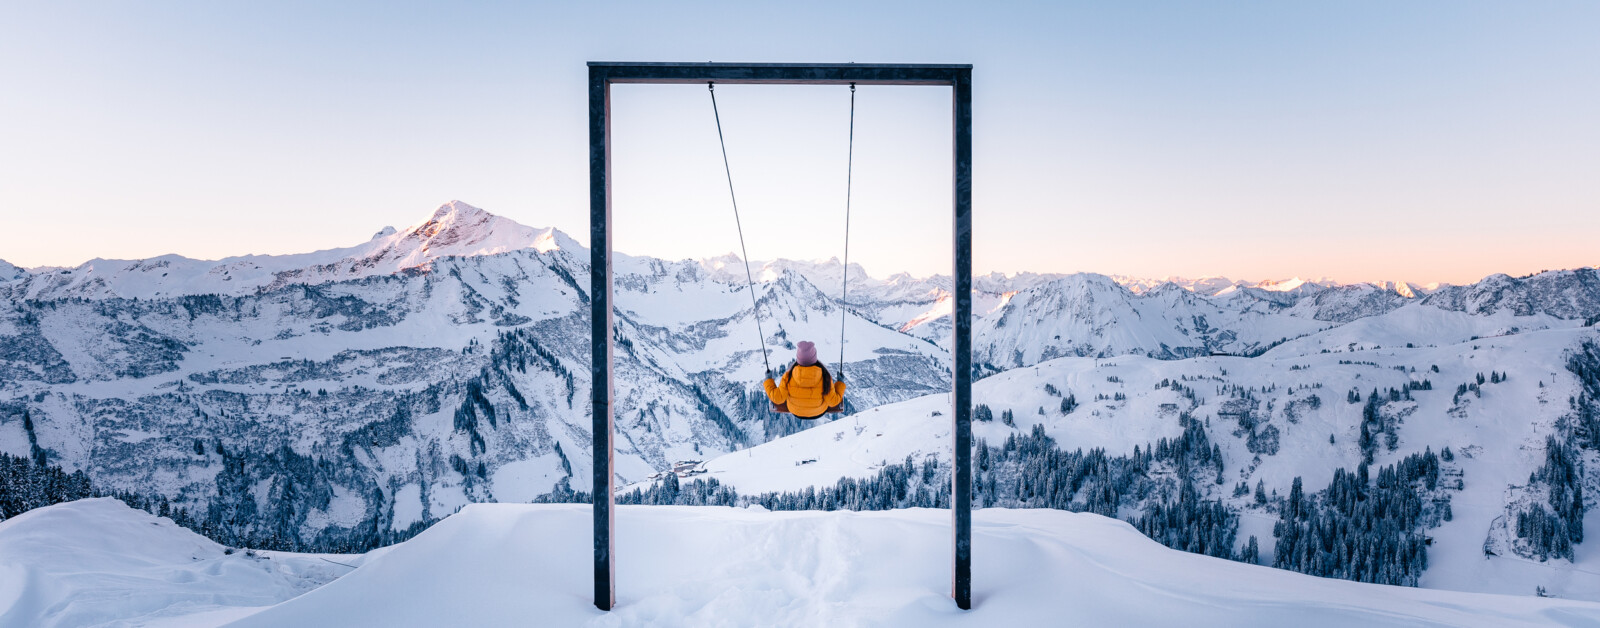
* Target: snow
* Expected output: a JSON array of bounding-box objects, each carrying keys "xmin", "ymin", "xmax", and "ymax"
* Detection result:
[
  {"xmin": 1111, "ymin": 274, "xmax": 1447, "ymax": 302},
  {"xmin": 679, "ymin": 399, "xmax": 952, "ymax": 495},
  {"xmin": 390, "ymin": 484, "xmax": 424, "ymax": 532},
  {"xmin": 110, "ymin": 428, "xmax": 163, "ymax": 444},
  {"xmin": 1253, "ymin": 276, "xmax": 1343, "ymax": 294},
  {"xmin": 491, "ymin": 455, "xmax": 568, "ymax": 503},
  {"xmin": 251, "ymin": 504, "xmax": 1600, "ymax": 628},
  {"xmin": 683, "ymin": 324, "xmax": 1600, "ymax": 601},
  {"xmin": 9, "ymin": 201, "xmax": 581, "ymax": 301},
  {"xmin": 0, "ymin": 499, "xmax": 362, "ymax": 628},
  {"xmin": 0, "ymin": 258, "xmax": 26, "ymax": 283},
  {"xmin": 7, "ymin": 202, "xmax": 1600, "ymax": 623},
  {"xmin": 1263, "ymin": 303, "xmax": 1581, "ymax": 358},
  {"xmin": 973, "ymin": 272, "xmax": 1332, "ymax": 367},
  {"xmin": 6, "ymin": 499, "xmax": 1596, "ymax": 627},
  {"xmin": 300, "ymin": 484, "xmax": 370, "ymax": 533}
]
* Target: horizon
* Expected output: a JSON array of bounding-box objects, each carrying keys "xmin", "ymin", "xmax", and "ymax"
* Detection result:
[
  {"xmin": 3, "ymin": 3, "xmax": 1597, "ymax": 285},
  {"xmin": 2, "ymin": 199, "xmax": 1591, "ymax": 290}
]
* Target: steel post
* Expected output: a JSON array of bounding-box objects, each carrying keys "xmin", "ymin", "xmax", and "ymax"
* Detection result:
[
  {"xmin": 950, "ymin": 67, "xmax": 974, "ymax": 611},
  {"xmin": 588, "ymin": 66, "xmax": 615, "ymax": 612}
]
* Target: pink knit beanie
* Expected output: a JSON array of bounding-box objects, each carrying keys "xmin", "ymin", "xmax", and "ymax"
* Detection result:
[{"xmin": 795, "ymin": 341, "xmax": 817, "ymax": 366}]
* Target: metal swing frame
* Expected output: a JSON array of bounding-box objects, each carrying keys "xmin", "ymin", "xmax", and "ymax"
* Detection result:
[{"xmin": 588, "ymin": 61, "xmax": 974, "ymax": 611}]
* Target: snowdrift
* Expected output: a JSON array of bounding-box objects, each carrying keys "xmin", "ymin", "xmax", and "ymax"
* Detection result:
[
  {"xmin": 232, "ymin": 503, "xmax": 1599, "ymax": 627},
  {"xmin": 7, "ymin": 499, "xmax": 1600, "ymax": 627},
  {"xmin": 0, "ymin": 498, "xmax": 361, "ymax": 628}
]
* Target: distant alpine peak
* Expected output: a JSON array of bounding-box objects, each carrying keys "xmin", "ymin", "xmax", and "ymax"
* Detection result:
[
  {"xmin": 1113, "ymin": 275, "xmax": 1345, "ymax": 297},
  {"xmin": 8, "ymin": 201, "xmax": 577, "ymax": 301},
  {"xmin": 699, "ymin": 253, "xmax": 747, "ymax": 273},
  {"xmin": 1370, "ymin": 280, "xmax": 1443, "ymax": 299},
  {"xmin": 404, "ymin": 201, "xmax": 494, "ymax": 241},
  {"xmin": 431, "ymin": 199, "xmax": 487, "ymax": 220},
  {"xmin": 415, "ymin": 200, "xmax": 490, "ymax": 233},
  {"xmin": 1111, "ymin": 275, "xmax": 1247, "ymax": 296},
  {"xmin": 368, "ymin": 201, "xmax": 573, "ymax": 268},
  {"xmin": 1254, "ymin": 277, "xmax": 1335, "ymax": 293},
  {"xmin": 276, "ymin": 201, "xmax": 579, "ymax": 292}
]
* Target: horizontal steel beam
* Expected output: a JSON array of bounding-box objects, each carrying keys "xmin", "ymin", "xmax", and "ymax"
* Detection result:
[{"xmin": 589, "ymin": 61, "xmax": 969, "ymax": 86}]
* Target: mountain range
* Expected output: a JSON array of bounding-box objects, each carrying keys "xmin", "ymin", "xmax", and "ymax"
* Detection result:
[{"xmin": 3, "ymin": 201, "xmax": 1599, "ymax": 600}]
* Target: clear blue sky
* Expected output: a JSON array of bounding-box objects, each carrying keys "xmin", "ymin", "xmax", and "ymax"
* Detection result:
[{"xmin": 2, "ymin": 1, "xmax": 1596, "ymax": 284}]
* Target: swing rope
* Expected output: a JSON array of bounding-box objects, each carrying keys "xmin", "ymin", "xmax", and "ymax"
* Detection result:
[
  {"xmin": 708, "ymin": 82, "xmax": 772, "ymax": 376},
  {"xmin": 708, "ymin": 82, "xmax": 857, "ymax": 384},
  {"xmin": 838, "ymin": 83, "xmax": 855, "ymax": 382}
]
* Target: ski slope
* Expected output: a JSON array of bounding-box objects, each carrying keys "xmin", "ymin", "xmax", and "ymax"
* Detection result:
[{"xmin": 5, "ymin": 499, "xmax": 1599, "ymax": 627}]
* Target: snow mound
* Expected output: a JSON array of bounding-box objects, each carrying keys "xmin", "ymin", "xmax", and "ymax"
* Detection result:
[
  {"xmin": 0, "ymin": 499, "xmax": 360, "ymax": 628},
  {"xmin": 227, "ymin": 504, "xmax": 1599, "ymax": 628}
]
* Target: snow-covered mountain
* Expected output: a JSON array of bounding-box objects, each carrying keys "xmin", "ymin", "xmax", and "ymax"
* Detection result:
[
  {"xmin": 681, "ymin": 317, "xmax": 1600, "ymax": 600},
  {"xmin": 0, "ymin": 259, "xmax": 26, "ymax": 283},
  {"xmin": 974, "ymin": 274, "xmax": 1330, "ymax": 367},
  {"xmin": 0, "ymin": 202, "xmax": 958, "ymax": 551},
  {"xmin": 1111, "ymin": 274, "xmax": 1439, "ymax": 300},
  {"xmin": 8, "ymin": 201, "xmax": 574, "ymax": 301},
  {"xmin": 4, "ymin": 200, "xmax": 1600, "ymax": 588},
  {"xmin": 6, "ymin": 498, "xmax": 1597, "ymax": 627},
  {"xmin": 1112, "ymin": 274, "xmax": 1242, "ymax": 295},
  {"xmin": 1422, "ymin": 270, "xmax": 1600, "ymax": 319}
]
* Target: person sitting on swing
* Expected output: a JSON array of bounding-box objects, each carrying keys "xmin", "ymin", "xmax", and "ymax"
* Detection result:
[{"xmin": 763, "ymin": 341, "xmax": 846, "ymax": 419}]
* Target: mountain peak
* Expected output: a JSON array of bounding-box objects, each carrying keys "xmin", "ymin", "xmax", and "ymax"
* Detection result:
[
  {"xmin": 428, "ymin": 200, "xmax": 489, "ymax": 222},
  {"xmin": 9, "ymin": 202, "xmax": 573, "ymax": 300},
  {"xmin": 366, "ymin": 201, "xmax": 569, "ymax": 270},
  {"xmin": 410, "ymin": 201, "xmax": 494, "ymax": 239},
  {"xmin": 1110, "ymin": 275, "xmax": 1244, "ymax": 296},
  {"xmin": 1254, "ymin": 277, "xmax": 1334, "ymax": 294}
]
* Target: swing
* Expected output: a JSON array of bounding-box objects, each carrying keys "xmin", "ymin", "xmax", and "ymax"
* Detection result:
[{"xmin": 708, "ymin": 81, "xmax": 856, "ymax": 418}]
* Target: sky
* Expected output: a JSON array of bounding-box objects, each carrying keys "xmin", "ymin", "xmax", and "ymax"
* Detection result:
[{"xmin": 1, "ymin": 1, "xmax": 1596, "ymax": 285}]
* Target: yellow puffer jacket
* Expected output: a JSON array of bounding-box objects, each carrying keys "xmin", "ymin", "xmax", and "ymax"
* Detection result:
[{"xmin": 764, "ymin": 365, "xmax": 846, "ymax": 419}]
